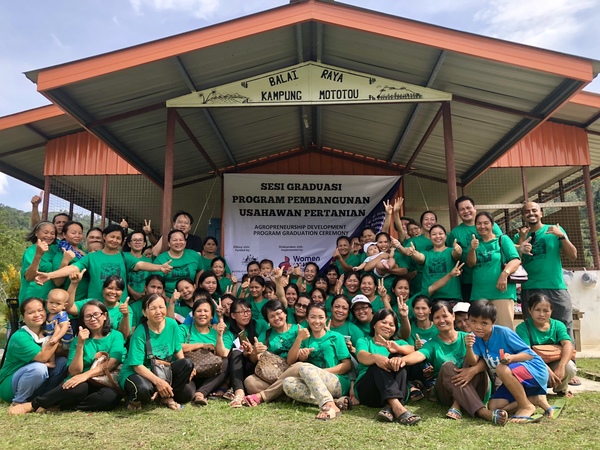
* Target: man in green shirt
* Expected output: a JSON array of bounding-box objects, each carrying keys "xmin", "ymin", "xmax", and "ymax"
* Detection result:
[{"xmin": 516, "ymin": 202, "xmax": 578, "ymax": 338}]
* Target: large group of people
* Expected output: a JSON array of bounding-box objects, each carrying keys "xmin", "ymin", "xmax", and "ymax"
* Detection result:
[{"xmin": 0, "ymin": 194, "xmax": 579, "ymax": 425}]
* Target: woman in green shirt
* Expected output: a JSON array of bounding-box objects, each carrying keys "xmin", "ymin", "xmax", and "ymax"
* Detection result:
[
  {"xmin": 154, "ymin": 230, "xmax": 202, "ymax": 297},
  {"xmin": 19, "ymin": 221, "xmax": 59, "ymax": 304},
  {"xmin": 28, "ymin": 300, "xmax": 126, "ymax": 412},
  {"xmin": 467, "ymin": 212, "xmax": 521, "ymax": 330},
  {"xmin": 1, "ymin": 298, "xmax": 65, "ymax": 415},
  {"xmin": 515, "ymin": 293, "xmax": 576, "ymax": 400},
  {"xmin": 404, "ymin": 224, "xmax": 462, "ymax": 303},
  {"xmin": 354, "ymin": 308, "xmax": 420, "ymax": 425},
  {"xmin": 179, "ymin": 298, "xmax": 228, "ymax": 406},
  {"xmin": 400, "ymin": 301, "xmax": 506, "ymax": 425},
  {"xmin": 168, "ymin": 277, "xmax": 196, "ymax": 324},
  {"xmin": 243, "ymin": 300, "xmax": 300, "ymax": 407},
  {"xmin": 283, "ymin": 304, "xmax": 352, "ymax": 420},
  {"xmin": 119, "ymin": 294, "xmax": 194, "ymax": 410}
]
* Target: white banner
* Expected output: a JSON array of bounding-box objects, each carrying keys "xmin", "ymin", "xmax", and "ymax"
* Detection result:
[
  {"xmin": 167, "ymin": 62, "xmax": 451, "ymax": 107},
  {"xmin": 223, "ymin": 174, "xmax": 400, "ymax": 275}
]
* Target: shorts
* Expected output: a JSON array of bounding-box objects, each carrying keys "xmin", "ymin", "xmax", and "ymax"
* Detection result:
[{"xmin": 491, "ymin": 362, "xmax": 546, "ymax": 402}]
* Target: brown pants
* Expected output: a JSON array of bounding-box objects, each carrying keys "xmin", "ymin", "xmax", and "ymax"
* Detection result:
[
  {"xmin": 434, "ymin": 361, "xmax": 490, "ymax": 417},
  {"xmin": 244, "ymin": 362, "xmax": 305, "ymax": 402}
]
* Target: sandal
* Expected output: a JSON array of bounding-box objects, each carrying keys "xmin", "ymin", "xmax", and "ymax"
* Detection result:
[
  {"xmin": 396, "ymin": 410, "xmax": 421, "ymax": 425},
  {"xmin": 509, "ymin": 414, "xmax": 543, "ymax": 424},
  {"xmin": 126, "ymin": 400, "xmax": 142, "ymax": 411},
  {"xmin": 193, "ymin": 392, "xmax": 208, "ymax": 406},
  {"xmin": 492, "ymin": 409, "xmax": 508, "ymax": 426},
  {"xmin": 556, "ymin": 390, "xmax": 574, "ymax": 399},
  {"xmin": 446, "ymin": 407, "xmax": 462, "ymax": 420},
  {"xmin": 209, "ymin": 387, "xmax": 228, "ymax": 399},
  {"xmin": 377, "ymin": 405, "xmax": 394, "ymax": 423},
  {"xmin": 545, "ymin": 398, "xmax": 566, "ymax": 419},
  {"xmin": 568, "ymin": 377, "xmax": 582, "ymax": 386},
  {"xmin": 8, "ymin": 402, "xmax": 34, "ymax": 416},
  {"xmin": 316, "ymin": 405, "xmax": 341, "ymax": 421},
  {"xmin": 409, "ymin": 387, "xmax": 424, "ymax": 402},
  {"xmin": 160, "ymin": 397, "xmax": 183, "ymax": 410},
  {"xmin": 222, "ymin": 388, "xmax": 235, "ymax": 401},
  {"xmin": 334, "ymin": 396, "xmax": 352, "ymax": 411},
  {"xmin": 229, "ymin": 394, "xmax": 245, "ymax": 408},
  {"xmin": 243, "ymin": 393, "xmax": 262, "ymax": 407}
]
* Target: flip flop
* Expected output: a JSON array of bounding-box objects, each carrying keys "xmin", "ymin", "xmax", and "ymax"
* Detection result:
[
  {"xmin": 492, "ymin": 409, "xmax": 508, "ymax": 427},
  {"xmin": 545, "ymin": 398, "xmax": 566, "ymax": 419},
  {"xmin": 409, "ymin": 387, "xmax": 424, "ymax": 402},
  {"xmin": 509, "ymin": 413, "xmax": 543, "ymax": 424},
  {"xmin": 334, "ymin": 396, "xmax": 352, "ymax": 411},
  {"xmin": 396, "ymin": 410, "xmax": 421, "ymax": 426},
  {"xmin": 377, "ymin": 405, "xmax": 394, "ymax": 422},
  {"xmin": 193, "ymin": 393, "xmax": 208, "ymax": 406},
  {"xmin": 568, "ymin": 377, "xmax": 582, "ymax": 386},
  {"xmin": 446, "ymin": 407, "xmax": 462, "ymax": 420},
  {"xmin": 316, "ymin": 405, "xmax": 341, "ymax": 421},
  {"xmin": 243, "ymin": 393, "xmax": 262, "ymax": 407}
]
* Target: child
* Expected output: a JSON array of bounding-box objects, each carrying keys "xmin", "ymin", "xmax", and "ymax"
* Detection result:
[
  {"xmin": 453, "ymin": 302, "xmax": 471, "ymax": 332},
  {"xmin": 44, "ymin": 289, "xmax": 74, "ymax": 367},
  {"xmin": 260, "ymin": 259, "xmax": 274, "ymax": 279},
  {"xmin": 353, "ymin": 242, "xmax": 396, "ymax": 277},
  {"xmin": 465, "ymin": 300, "xmax": 551, "ymax": 423}
]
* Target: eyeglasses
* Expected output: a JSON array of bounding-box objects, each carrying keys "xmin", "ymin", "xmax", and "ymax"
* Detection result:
[
  {"xmin": 83, "ymin": 312, "xmax": 103, "ymax": 321},
  {"xmin": 233, "ymin": 309, "xmax": 251, "ymax": 315},
  {"xmin": 295, "ymin": 304, "xmax": 310, "ymax": 310},
  {"xmin": 353, "ymin": 306, "xmax": 371, "ymax": 313}
]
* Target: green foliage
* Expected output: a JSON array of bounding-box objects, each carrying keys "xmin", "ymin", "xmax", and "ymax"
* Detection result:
[{"xmin": 0, "ymin": 204, "xmax": 29, "ymax": 273}]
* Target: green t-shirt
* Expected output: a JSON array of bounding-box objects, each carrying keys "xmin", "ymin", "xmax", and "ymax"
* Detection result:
[
  {"xmin": 178, "ymin": 324, "xmax": 218, "ymax": 346},
  {"xmin": 406, "ymin": 320, "xmax": 438, "ymax": 346},
  {"xmin": 334, "ymin": 253, "xmax": 361, "ymax": 274},
  {"xmin": 19, "ymin": 243, "xmax": 60, "ymax": 304},
  {"xmin": 74, "ymin": 299, "xmax": 133, "ymax": 332},
  {"xmin": 421, "ymin": 247, "xmax": 462, "ymax": 300},
  {"xmin": 124, "ymin": 253, "xmax": 152, "ymax": 296},
  {"xmin": 250, "ymin": 298, "xmax": 269, "ymax": 327},
  {"xmin": 447, "ymin": 222, "xmax": 502, "ymax": 284},
  {"xmin": 119, "ymin": 318, "xmax": 182, "ymax": 388},
  {"xmin": 154, "ymin": 250, "xmax": 201, "ymax": 297},
  {"xmin": 404, "ymin": 235, "xmax": 433, "ymax": 292},
  {"xmin": 330, "ymin": 321, "xmax": 365, "ymax": 345},
  {"xmin": 52, "ymin": 250, "xmax": 89, "ymax": 303},
  {"xmin": 516, "ymin": 318, "xmax": 572, "ymax": 346},
  {"xmin": 287, "ymin": 314, "xmax": 308, "ymax": 328},
  {"xmin": 66, "ymin": 331, "xmax": 126, "ymax": 380},
  {"xmin": 129, "ymin": 299, "xmax": 144, "ymax": 330},
  {"xmin": 218, "ymin": 277, "xmax": 233, "ymax": 294},
  {"xmin": 417, "ymin": 331, "xmax": 468, "ymax": 377},
  {"xmin": 301, "ymin": 331, "xmax": 351, "ymax": 395},
  {"xmin": 471, "ymin": 235, "xmax": 519, "ymax": 301},
  {"xmin": 174, "ymin": 301, "xmax": 194, "ymax": 324},
  {"xmin": 353, "ymin": 320, "xmax": 371, "ymax": 336},
  {"xmin": 368, "ymin": 294, "xmax": 385, "ymax": 314},
  {"xmin": 258, "ymin": 325, "xmax": 299, "ymax": 358},
  {"xmin": 73, "ymin": 251, "xmax": 137, "ymax": 302},
  {"xmin": 515, "ymin": 225, "xmax": 568, "ymax": 290},
  {"xmin": 355, "ymin": 336, "xmax": 409, "ymax": 393},
  {"xmin": 0, "ymin": 328, "xmax": 43, "ymax": 402}
]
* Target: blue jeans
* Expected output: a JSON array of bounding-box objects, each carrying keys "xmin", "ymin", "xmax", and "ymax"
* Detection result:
[{"xmin": 11, "ymin": 357, "xmax": 67, "ymax": 404}]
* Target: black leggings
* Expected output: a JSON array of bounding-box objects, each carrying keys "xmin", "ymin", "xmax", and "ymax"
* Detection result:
[
  {"xmin": 228, "ymin": 350, "xmax": 256, "ymax": 392},
  {"xmin": 355, "ymin": 364, "xmax": 409, "ymax": 407},
  {"xmin": 124, "ymin": 358, "xmax": 194, "ymax": 405},
  {"xmin": 32, "ymin": 381, "xmax": 122, "ymax": 411},
  {"xmin": 182, "ymin": 358, "xmax": 230, "ymax": 398}
]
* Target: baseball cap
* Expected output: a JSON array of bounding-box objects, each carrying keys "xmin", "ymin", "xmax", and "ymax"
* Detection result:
[{"xmin": 453, "ymin": 302, "xmax": 470, "ymax": 314}]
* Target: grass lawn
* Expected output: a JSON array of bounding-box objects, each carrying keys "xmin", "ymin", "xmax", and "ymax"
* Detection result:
[
  {"xmin": 577, "ymin": 358, "xmax": 600, "ymax": 376},
  {"xmin": 1, "ymin": 390, "xmax": 600, "ymax": 449}
]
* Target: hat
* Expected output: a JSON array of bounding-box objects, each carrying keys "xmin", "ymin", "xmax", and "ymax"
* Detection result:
[
  {"xmin": 351, "ymin": 294, "xmax": 372, "ymax": 309},
  {"xmin": 453, "ymin": 302, "xmax": 470, "ymax": 314},
  {"xmin": 363, "ymin": 242, "xmax": 377, "ymax": 254}
]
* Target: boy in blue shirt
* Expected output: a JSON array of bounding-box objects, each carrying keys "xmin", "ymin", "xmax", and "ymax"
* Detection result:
[{"xmin": 465, "ymin": 300, "xmax": 551, "ymax": 423}]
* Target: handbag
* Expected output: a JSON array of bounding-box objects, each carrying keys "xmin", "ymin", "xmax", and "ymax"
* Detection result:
[
  {"xmin": 525, "ymin": 320, "xmax": 576, "ymax": 363},
  {"xmin": 499, "ymin": 235, "xmax": 528, "ymax": 284},
  {"xmin": 144, "ymin": 323, "xmax": 173, "ymax": 383},
  {"xmin": 254, "ymin": 330, "xmax": 290, "ymax": 384},
  {"xmin": 183, "ymin": 326, "xmax": 224, "ymax": 377},
  {"xmin": 89, "ymin": 351, "xmax": 124, "ymax": 394}
]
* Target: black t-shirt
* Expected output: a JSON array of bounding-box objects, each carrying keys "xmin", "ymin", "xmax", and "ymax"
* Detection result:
[{"xmin": 185, "ymin": 233, "xmax": 204, "ymax": 252}]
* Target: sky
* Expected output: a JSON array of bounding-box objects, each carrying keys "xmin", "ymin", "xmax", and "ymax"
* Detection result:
[{"xmin": 1, "ymin": 0, "xmax": 599, "ymax": 211}]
